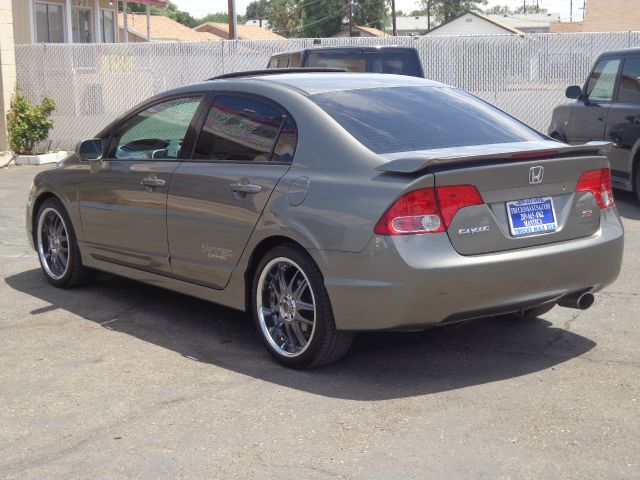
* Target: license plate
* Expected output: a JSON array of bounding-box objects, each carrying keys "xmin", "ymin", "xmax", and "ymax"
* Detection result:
[{"xmin": 506, "ymin": 196, "xmax": 558, "ymax": 237}]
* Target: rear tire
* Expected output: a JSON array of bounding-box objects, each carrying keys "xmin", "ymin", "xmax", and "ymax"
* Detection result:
[
  {"xmin": 252, "ymin": 244, "xmax": 353, "ymax": 368},
  {"xmin": 35, "ymin": 198, "xmax": 95, "ymax": 288}
]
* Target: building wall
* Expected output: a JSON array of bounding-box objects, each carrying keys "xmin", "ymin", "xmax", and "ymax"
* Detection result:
[
  {"xmin": 551, "ymin": 0, "xmax": 640, "ymax": 33},
  {"xmin": 1, "ymin": 0, "xmax": 16, "ymax": 150},
  {"xmin": 427, "ymin": 13, "xmax": 514, "ymax": 36},
  {"xmin": 12, "ymin": 0, "xmax": 118, "ymax": 45}
]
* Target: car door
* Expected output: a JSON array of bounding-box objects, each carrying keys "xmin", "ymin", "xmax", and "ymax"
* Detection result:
[
  {"xmin": 566, "ymin": 57, "xmax": 622, "ymax": 144},
  {"xmin": 605, "ymin": 56, "xmax": 640, "ymax": 184},
  {"xmin": 167, "ymin": 94, "xmax": 296, "ymax": 289},
  {"xmin": 79, "ymin": 95, "xmax": 204, "ymax": 274}
]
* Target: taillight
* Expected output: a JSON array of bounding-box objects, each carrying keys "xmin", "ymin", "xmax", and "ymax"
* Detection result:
[
  {"xmin": 374, "ymin": 189, "xmax": 444, "ymax": 235},
  {"xmin": 374, "ymin": 185, "xmax": 483, "ymax": 235},
  {"xmin": 576, "ymin": 168, "xmax": 615, "ymax": 209},
  {"xmin": 436, "ymin": 185, "xmax": 484, "ymax": 229}
]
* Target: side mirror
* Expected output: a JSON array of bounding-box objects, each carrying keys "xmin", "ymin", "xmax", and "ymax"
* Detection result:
[
  {"xmin": 565, "ymin": 85, "xmax": 582, "ymax": 100},
  {"xmin": 77, "ymin": 139, "xmax": 103, "ymax": 160}
]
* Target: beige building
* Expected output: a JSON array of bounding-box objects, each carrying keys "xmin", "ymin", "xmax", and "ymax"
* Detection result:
[
  {"xmin": 117, "ymin": 13, "xmax": 221, "ymax": 42},
  {"xmin": 550, "ymin": 0, "xmax": 640, "ymax": 33},
  {"xmin": 194, "ymin": 22, "xmax": 285, "ymax": 40},
  {"xmin": 331, "ymin": 25, "xmax": 389, "ymax": 37}
]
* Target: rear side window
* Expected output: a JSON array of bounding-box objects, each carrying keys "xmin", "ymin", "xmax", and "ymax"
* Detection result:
[
  {"xmin": 586, "ymin": 58, "xmax": 621, "ymax": 102},
  {"xmin": 193, "ymin": 95, "xmax": 294, "ymax": 162},
  {"xmin": 617, "ymin": 57, "xmax": 640, "ymax": 104},
  {"xmin": 310, "ymin": 86, "xmax": 543, "ymax": 154}
]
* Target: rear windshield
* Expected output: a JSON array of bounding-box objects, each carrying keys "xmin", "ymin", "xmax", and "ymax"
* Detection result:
[
  {"xmin": 310, "ymin": 86, "xmax": 543, "ymax": 154},
  {"xmin": 307, "ymin": 51, "xmax": 422, "ymax": 77}
]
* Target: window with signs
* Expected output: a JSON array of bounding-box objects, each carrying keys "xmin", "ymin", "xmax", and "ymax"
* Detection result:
[
  {"xmin": 35, "ymin": 3, "xmax": 65, "ymax": 43},
  {"xmin": 586, "ymin": 58, "xmax": 621, "ymax": 102},
  {"xmin": 617, "ymin": 58, "xmax": 640, "ymax": 104},
  {"xmin": 109, "ymin": 97, "xmax": 202, "ymax": 160},
  {"xmin": 193, "ymin": 96, "xmax": 294, "ymax": 163},
  {"xmin": 72, "ymin": 7, "xmax": 93, "ymax": 43},
  {"xmin": 100, "ymin": 9, "xmax": 116, "ymax": 43}
]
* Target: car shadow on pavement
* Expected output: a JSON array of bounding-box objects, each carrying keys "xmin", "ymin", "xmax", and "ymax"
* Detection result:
[
  {"xmin": 615, "ymin": 191, "xmax": 640, "ymax": 220},
  {"xmin": 6, "ymin": 269, "xmax": 596, "ymax": 401}
]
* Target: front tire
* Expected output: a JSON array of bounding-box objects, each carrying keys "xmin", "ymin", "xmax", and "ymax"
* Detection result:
[
  {"xmin": 35, "ymin": 198, "xmax": 94, "ymax": 288},
  {"xmin": 252, "ymin": 245, "xmax": 353, "ymax": 368}
]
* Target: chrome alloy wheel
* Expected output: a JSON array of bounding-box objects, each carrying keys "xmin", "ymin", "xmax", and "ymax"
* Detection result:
[
  {"xmin": 37, "ymin": 207, "xmax": 70, "ymax": 280},
  {"xmin": 256, "ymin": 257, "xmax": 316, "ymax": 357}
]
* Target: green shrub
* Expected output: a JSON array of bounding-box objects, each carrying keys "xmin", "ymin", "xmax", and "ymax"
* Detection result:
[{"xmin": 6, "ymin": 92, "xmax": 56, "ymax": 155}]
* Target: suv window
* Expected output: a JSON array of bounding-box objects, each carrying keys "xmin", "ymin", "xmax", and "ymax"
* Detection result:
[
  {"xmin": 617, "ymin": 57, "xmax": 640, "ymax": 104},
  {"xmin": 307, "ymin": 51, "xmax": 422, "ymax": 77},
  {"xmin": 109, "ymin": 96, "xmax": 201, "ymax": 160},
  {"xmin": 311, "ymin": 86, "xmax": 542, "ymax": 154},
  {"xmin": 193, "ymin": 95, "xmax": 293, "ymax": 162},
  {"xmin": 586, "ymin": 58, "xmax": 621, "ymax": 102}
]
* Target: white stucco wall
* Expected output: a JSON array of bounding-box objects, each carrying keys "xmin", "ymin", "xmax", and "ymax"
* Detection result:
[{"xmin": 427, "ymin": 13, "xmax": 514, "ymax": 36}]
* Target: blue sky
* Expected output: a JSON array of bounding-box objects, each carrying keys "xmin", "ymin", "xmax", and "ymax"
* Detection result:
[{"xmin": 172, "ymin": 0, "xmax": 580, "ymax": 22}]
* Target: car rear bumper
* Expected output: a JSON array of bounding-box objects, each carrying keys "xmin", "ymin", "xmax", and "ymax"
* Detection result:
[{"xmin": 312, "ymin": 208, "xmax": 624, "ymax": 331}]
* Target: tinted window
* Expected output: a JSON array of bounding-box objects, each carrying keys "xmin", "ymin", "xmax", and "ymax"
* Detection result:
[
  {"xmin": 273, "ymin": 117, "xmax": 297, "ymax": 163},
  {"xmin": 311, "ymin": 86, "xmax": 543, "ymax": 154},
  {"xmin": 110, "ymin": 97, "xmax": 201, "ymax": 160},
  {"xmin": 307, "ymin": 51, "xmax": 422, "ymax": 77},
  {"xmin": 586, "ymin": 58, "xmax": 621, "ymax": 102},
  {"xmin": 617, "ymin": 57, "xmax": 640, "ymax": 104},
  {"xmin": 193, "ymin": 95, "xmax": 287, "ymax": 162}
]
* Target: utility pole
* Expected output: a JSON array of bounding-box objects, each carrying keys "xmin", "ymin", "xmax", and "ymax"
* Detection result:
[
  {"xmin": 391, "ymin": 0, "xmax": 397, "ymax": 36},
  {"xmin": 427, "ymin": 0, "xmax": 431, "ymax": 31},
  {"xmin": 570, "ymin": 0, "xmax": 573, "ymax": 22},
  {"xmin": 348, "ymin": 0, "xmax": 353, "ymax": 37},
  {"xmin": 536, "ymin": 0, "xmax": 539, "ymax": 13},
  {"xmin": 228, "ymin": 0, "xmax": 237, "ymax": 40}
]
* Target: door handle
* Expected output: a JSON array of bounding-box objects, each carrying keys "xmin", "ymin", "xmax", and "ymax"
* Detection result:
[
  {"xmin": 230, "ymin": 183, "xmax": 262, "ymax": 194},
  {"xmin": 141, "ymin": 175, "xmax": 166, "ymax": 187}
]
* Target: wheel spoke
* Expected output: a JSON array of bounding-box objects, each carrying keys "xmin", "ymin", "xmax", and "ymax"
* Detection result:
[
  {"xmin": 294, "ymin": 312, "xmax": 313, "ymax": 326},
  {"xmin": 296, "ymin": 300, "xmax": 314, "ymax": 311},
  {"xmin": 292, "ymin": 278, "xmax": 308, "ymax": 301},
  {"xmin": 291, "ymin": 322, "xmax": 307, "ymax": 348}
]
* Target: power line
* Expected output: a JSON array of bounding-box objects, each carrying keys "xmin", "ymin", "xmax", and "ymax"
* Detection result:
[{"xmin": 275, "ymin": 5, "xmax": 347, "ymax": 34}]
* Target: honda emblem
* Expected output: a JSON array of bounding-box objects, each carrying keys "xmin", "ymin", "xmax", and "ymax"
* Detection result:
[{"xmin": 529, "ymin": 166, "xmax": 544, "ymax": 184}]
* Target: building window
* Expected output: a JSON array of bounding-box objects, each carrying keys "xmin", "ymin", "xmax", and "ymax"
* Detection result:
[
  {"xmin": 100, "ymin": 9, "xmax": 116, "ymax": 43},
  {"xmin": 72, "ymin": 7, "xmax": 93, "ymax": 43},
  {"xmin": 35, "ymin": 2, "xmax": 65, "ymax": 43}
]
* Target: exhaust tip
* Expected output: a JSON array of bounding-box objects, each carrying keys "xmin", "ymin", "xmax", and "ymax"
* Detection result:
[
  {"xmin": 577, "ymin": 292, "xmax": 595, "ymax": 310},
  {"xmin": 558, "ymin": 291, "xmax": 594, "ymax": 310}
]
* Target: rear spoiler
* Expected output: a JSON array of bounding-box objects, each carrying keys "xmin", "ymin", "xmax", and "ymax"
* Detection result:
[{"xmin": 375, "ymin": 141, "xmax": 612, "ymax": 174}]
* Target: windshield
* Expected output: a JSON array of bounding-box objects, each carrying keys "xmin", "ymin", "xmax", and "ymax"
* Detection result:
[
  {"xmin": 307, "ymin": 51, "xmax": 422, "ymax": 77},
  {"xmin": 310, "ymin": 86, "xmax": 543, "ymax": 154}
]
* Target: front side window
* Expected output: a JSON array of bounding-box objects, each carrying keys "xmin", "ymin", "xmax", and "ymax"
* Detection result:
[
  {"xmin": 617, "ymin": 57, "xmax": 640, "ymax": 104},
  {"xmin": 35, "ymin": 3, "xmax": 65, "ymax": 43},
  {"xmin": 110, "ymin": 97, "xmax": 202, "ymax": 160},
  {"xmin": 193, "ymin": 95, "xmax": 291, "ymax": 162},
  {"xmin": 72, "ymin": 7, "xmax": 93, "ymax": 43},
  {"xmin": 311, "ymin": 86, "xmax": 543, "ymax": 154},
  {"xmin": 586, "ymin": 58, "xmax": 621, "ymax": 102},
  {"xmin": 100, "ymin": 9, "xmax": 116, "ymax": 43}
]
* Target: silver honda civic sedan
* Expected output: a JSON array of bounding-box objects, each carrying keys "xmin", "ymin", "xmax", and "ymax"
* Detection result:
[{"xmin": 26, "ymin": 72, "xmax": 624, "ymax": 368}]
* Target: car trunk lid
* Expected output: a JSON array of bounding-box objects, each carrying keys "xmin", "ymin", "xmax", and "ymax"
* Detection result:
[{"xmin": 377, "ymin": 141, "xmax": 613, "ymax": 255}]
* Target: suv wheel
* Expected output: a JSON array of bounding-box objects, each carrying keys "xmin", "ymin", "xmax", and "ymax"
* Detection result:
[{"xmin": 252, "ymin": 245, "xmax": 353, "ymax": 368}]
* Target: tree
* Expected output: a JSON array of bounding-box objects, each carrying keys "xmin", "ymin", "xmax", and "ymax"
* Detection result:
[
  {"xmin": 302, "ymin": 0, "xmax": 344, "ymax": 38},
  {"xmin": 421, "ymin": 0, "xmax": 487, "ymax": 22},
  {"xmin": 267, "ymin": 0, "xmax": 304, "ymax": 37},
  {"xmin": 199, "ymin": 12, "xmax": 247, "ymax": 25},
  {"xmin": 514, "ymin": 4, "xmax": 548, "ymax": 14},
  {"xmin": 246, "ymin": 0, "xmax": 270, "ymax": 20},
  {"xmin": 484, "ymin": 4, "xmax": 512, "ymax": 15},
  {"xmin": 124, "ymin": 0, "xmax": 198, "ymax": 28},
  {"xmin": 353, "ymin": 0, "xmax": 389, "ymax": 31}
]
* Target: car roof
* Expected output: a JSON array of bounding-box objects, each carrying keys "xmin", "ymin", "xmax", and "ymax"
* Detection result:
[
  {"xmin": 270, "ymin": 45, "xmax": 419, "ymax": 57},
  {"xmin": 598, "ymin": 47, "xmax": 640, "ymax": 58},
  {"xmin": 218, "ymin": 72, "xmax": 443, "ymax": 95}
]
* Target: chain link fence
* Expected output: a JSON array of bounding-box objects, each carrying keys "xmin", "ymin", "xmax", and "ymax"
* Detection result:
[{"xmin": 15, "ymin": 31, "xmax": 640, "ymax": 150}]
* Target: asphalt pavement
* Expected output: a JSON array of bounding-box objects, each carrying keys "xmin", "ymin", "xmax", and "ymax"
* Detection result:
[{"xmin": 1, "ymin": 165, "xmax": 638, "ymax": 479}]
